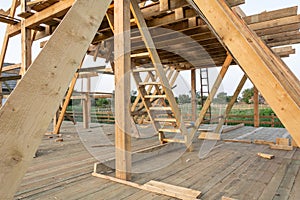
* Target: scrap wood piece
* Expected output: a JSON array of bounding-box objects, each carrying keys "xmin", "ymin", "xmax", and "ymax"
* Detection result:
[
  {"xmin": 222, "ymin": 196, "xmax": 238, "ymax": 200},
  {"xmin": 222, "ymin": 123, "xmax": 244, "ymax": 133},
  {"xmin": 270, "ymin": 144, "xmax": 293, "ymax": 151},
  {"xmin": 257, "ymin": 152, "xmax": 275, "ymax": 160},
  {"xmin": 92, "ymin": 172, "xmax": 201, "ymax": 199},
  {"xmin": 199, "ymin": 132, "xmax": 221, "ymax": 140},
  {"xmin": 223, "ymin": 139, "xmax": 251, "ymax": 144},
  {"xmin": 276, "ymin": 137, "xmax": 289, "ymax": 146},
  {"xmin": 253, "ymin": 140, "xmax": 274, "ymax": 145},
  {"xmin": 143, "ymin": 180, "xmax": 201, "ymax": 200}
]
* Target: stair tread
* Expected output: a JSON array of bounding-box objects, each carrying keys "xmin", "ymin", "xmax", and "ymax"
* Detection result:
[
  {"xmin": 139, "ymin": 82, "xmax": 162, "ymax": 85},
  {"xmin": 132, "ymin": 68, "xmax": 156, "ymax": 72},
  {"xmin": 154, "ymin": 118, "xmax": 176, "ymax": 122},
  {"xmin": 150, "ymin": 107, "xmax": 172, "ymax": 111},
  {"xmin": 159, "ymin": 128, "xmax": 181, "ymax": 133},
  {"xmin": 144, "ymin": 95, "xmax": 166, "ymax": 98}
]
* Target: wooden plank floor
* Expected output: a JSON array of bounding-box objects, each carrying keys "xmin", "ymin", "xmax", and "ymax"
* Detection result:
[{"xmin": 15, "ymin": 122, "xmax": 300, "ymax": 199}]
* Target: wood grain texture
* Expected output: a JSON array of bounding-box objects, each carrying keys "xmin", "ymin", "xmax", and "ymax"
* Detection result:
[{"xmin": 0, "ymin": 0, "xmax": 111, "ymax": 198}]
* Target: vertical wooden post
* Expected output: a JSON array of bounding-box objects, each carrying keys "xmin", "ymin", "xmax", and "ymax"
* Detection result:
[
  {"xmin": 253, "ymin": 86, "xmax": 259, "ymax": 127},
  {"xmin": 191, "ymin": 69, "xmax": 197, "ymax": 121},
  {"xmin": 20, "ymin": 0, "xmax": 32, "ymax": 75},
  {"xmin": 114, "ymin": 0, "xmax": 132, "ymax": 180},
  {"xmin": 87, "ymin": 77, "xmax": 91, "ymax": 124}
]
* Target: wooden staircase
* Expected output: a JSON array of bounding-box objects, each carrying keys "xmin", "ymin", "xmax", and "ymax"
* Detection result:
[{"xmin": 131, "ymin": 65, "xmax": 188, "ymax": 144}]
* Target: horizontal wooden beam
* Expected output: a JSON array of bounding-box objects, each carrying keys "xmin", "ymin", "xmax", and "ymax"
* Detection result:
[{"xmin": 0, "ymin": 75, "xmax": 21, "ymax": 82}]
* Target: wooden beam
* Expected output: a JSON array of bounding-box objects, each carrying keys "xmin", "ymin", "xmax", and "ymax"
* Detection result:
[
  {"xmin": 190, "ymin": 54, "xmax": 232, "ymax": 139},
  {"xmin": 253, "ymin": 86, "xmax": 259, "ymax": 127},
  {"xmin": 0, "ymin": 0, "xmax": 111, "ymax": 198},
  {"xmin": 53, "ymin": 61, "xmax": 83, "ymax": 134},
  {"xmin": 191, "ymin": 68, "xmax": 197, "ymax": 121},
  {"xmin": 0, "ymin": 75, "xmax": 22, "ymax": 82},
  {"xmin": 215, "ymin": 74, "xmax": 247, "ymax": 133},
  {"xmin": 1, "ymin": 63, "xmax": 21, "ymax": 72},
  {"xmin": 114, "ymin": 0, "xmax": 132, "ymax": 180},
  {"xmin": 20, "ymin": 20, "xmax": 32, "ymax": 75},
  {"xmin": 189, "ymin": 0, "xmax": 300, "ymax": 146},
  {"xmin": 7, "ymin": 0, "xmax": 75, "ymax": 37}
]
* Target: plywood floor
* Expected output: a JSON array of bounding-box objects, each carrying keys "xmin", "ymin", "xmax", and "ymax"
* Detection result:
[{"xmin": 15, "ymin": 122, "xmax": 300, "ymax": 200}]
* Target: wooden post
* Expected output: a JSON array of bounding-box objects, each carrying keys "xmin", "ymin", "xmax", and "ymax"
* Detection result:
[
  {"xmin": 191, "ymin": 69, "xmax": 197, "ymax": 121},
  {"xmin": 82, "ymin": 77, "xmax": 91, "ymax": 128},
  {"xmin": 215, "ymin": 74, "xmax": 247, "ymax": 133},
  {"xmin": 0, "ymin": 0, "xmax": 111, "ymax": 198},
  {"xmin": 253, "ymin": 86, "xmax": 259, "ymax": 127},
  {"xmin": 190, "ymin": 54, "xmax": 232, "ymax": 139},
  {"xmin": 114, "ymin": 0, "xmax": 132, "ymax": 180},
  {"xmin": 20, "ymin": 0, "xmax": 32, "ymax": 75}
]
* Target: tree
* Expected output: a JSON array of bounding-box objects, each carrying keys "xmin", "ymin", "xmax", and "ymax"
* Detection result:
[
  {"xmin": 241, "ymin": 87, "xmax": 254, "ymax": 104},
  {"xmin": 178, "ymin": 94, "xmax": 191, "ymax": 104},
  {"xmin": 96, "ymin": 98, "xmax": 110, "ymax": 107},
  {"xmin": 214, "ymin": 92, "xmax": 227, "ymax": 104}
]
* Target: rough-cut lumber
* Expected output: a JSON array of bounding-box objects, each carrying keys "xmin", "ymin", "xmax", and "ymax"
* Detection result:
[
  {"xmin": 0, "ymin": 0, "xmax": 111, "ymax": 198},
  {"xmin": 143, "ymin": 180, "xmax": 201, "ymax": 199},
  {"xmin": 190, "ymin": 54, "xmax": 232, "ymax": 140},
  {"xmin": 270, "ymin": 144, "xmax": 293, "ymax": 151},
  {"xmin": 199, "ymin": 132, "xmax": 221, "ymax": 140},
  {"xmin": 243, "ymin": 6, "xmax": 298, "ymax": 24},
  {"xmin": 53, "ymin": 61, "xmax": 83, "ymax": 134},
  {"xmin": 222, "ymin": 123, "xmax": 245, "ymax": 133},
  {"xmin": 0, "ymin": 75, "xmax": 22, "ymax": 82},
  {"xmin": 92, "ymin": 173, "xmax": 201, "ymax": 199},
  {"xmin": 253, "ymin": 87, "xmax": 259, "ymax": 127},
  {"xmin": 254, "ymin": 140, "xmax": 274, "ymax": 146},
  {"xmin": 114, "ymin": 0, "xmax": 132, "ymax": 180},
  {"xmin": 215, "ymin": 75, "xmax": 247, "ymax": 133},
  {"xmin": 7, "ymin": 0, "xmax": 75, "ymax": 37},
  {"xmin": 257, "ymin": 153, "xmax": 275, "ymax": 160},
  {"xmin": 223, "ymin": 139, "xmax": 252, "ymax": 144},
  {"xmin": 189, "ymin": 0, "xmax": 300, "ymax": 147},
  {"xmin": 1, "ymin": 63, "xmax": 21, "ymax": 72},
  {"xmin": 222, "ymin": 197, "xmax": 238, "ymax": 200},
  {"xmin": 276, "ymin": 138, "xmax": 289, "ymax": 146}
]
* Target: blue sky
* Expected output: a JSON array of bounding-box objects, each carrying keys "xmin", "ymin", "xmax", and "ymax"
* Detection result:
[{"xmin": 0, "ymin": 1, "xmax": 299, "ymax": 95}]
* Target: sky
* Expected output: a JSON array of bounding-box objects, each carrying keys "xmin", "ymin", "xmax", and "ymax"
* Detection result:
[{"xmin": 0, "ymin": 0, "xmax": 299, "ymax": 96}]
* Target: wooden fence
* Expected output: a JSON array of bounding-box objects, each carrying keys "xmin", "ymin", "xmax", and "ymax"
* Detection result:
[{"xmin": 64, "ymin": 111, "xmax": 283, "ymax": 127}]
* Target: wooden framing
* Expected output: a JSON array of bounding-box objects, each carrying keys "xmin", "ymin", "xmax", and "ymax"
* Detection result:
[
  {"xmin": 53, "ymin": 61, "xmax": 83, "ymax": 134},
  {"xmin": 190, "ymin": 54, "xmax": 232, "ymax": 140},
  {"xmin": 190, "ymin": 0, "xmax": 300, "ymax": 146},
  {"xmin": 0, "ymin": 0, "xmax": 111, "ymax": 198},
  {"xmin": 191, "ymin": 68, "xmax": 197, "ymax": 121},
  {"xmin": 215, "ymin": 74, "xmax": 247, "ymax": 133},
  {"xmin": 114, "ymin": 0, "xmax": 132, "ymax": 180},
  {"xmin": 0, "ymin": 0, "xmax": 299, "ymax": 196},
  {"xmin": 253, "ymin": 86, "xmax": 259, "ymax": 127}
]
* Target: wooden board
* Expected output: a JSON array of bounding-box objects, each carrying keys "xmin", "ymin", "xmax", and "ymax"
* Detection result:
[
  {"xmin": 257, "ymin": 153, "xmax": 275, "ymax": 160},
  {"xmin": 276, "ymin": 138, "xmax": 289, "ymax": 146},
  {"xmin": 270, "ymin": 144, "xmax": 293, "ymax": 151},
  {"xmin": 0, "ymin": 0, "xmax": 111, "ymax": 198},
  {"xmin": 199, "ymin": 132, "xmax": 221, "ymax": 140},
  {"xmin": 222, "ymin": 123, "xmax": 244, "ymax": 133}
]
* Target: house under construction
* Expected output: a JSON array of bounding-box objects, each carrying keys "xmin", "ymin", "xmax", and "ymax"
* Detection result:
[{"xmin": 0, "ymin": 0, "xmax": 300, "ymax": 199}]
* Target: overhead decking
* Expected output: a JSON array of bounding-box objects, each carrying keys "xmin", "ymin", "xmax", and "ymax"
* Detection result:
[{"xmin": 1, "ymin": 0, "xmax": 300, "ymax": 69}]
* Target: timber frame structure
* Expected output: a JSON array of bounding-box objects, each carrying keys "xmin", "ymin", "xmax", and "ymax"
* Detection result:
[{"xmin": 0, "ymin": 0, "xmax": 300, "ymax": 198}]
